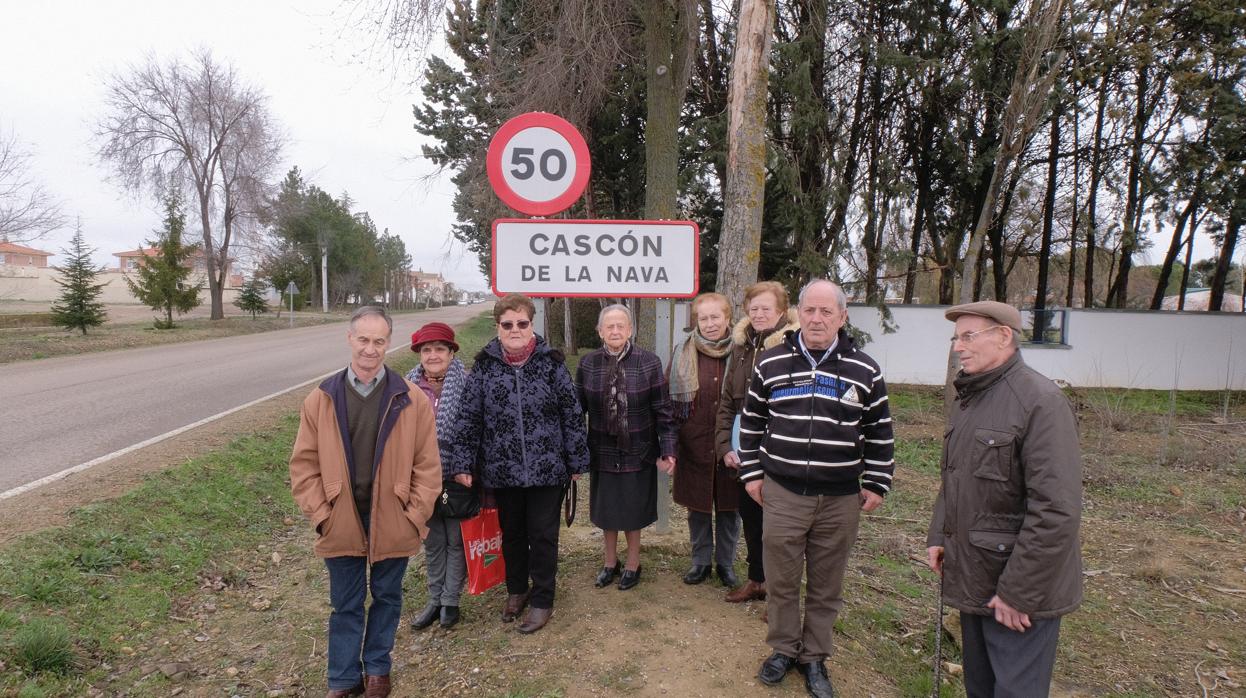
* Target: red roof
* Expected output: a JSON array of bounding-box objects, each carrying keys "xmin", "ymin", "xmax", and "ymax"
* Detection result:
[{"xmin": 0, "ymin": 241, "xmax": 53, "ymax": 256}]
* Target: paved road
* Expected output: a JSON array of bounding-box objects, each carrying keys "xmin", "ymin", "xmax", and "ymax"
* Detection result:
[{"xmin": 0, "ymin": 305, "xmax": 488, "ymax": 494}]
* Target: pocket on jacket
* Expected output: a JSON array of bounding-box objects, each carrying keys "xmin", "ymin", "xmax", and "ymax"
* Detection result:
[
  {"xmin": 968, "ymin": 529, "xmax": 1018, "ymax": 555},
  {"xmin": 971, "ymin": 429, "xmax": 1014, "ymax": 481},
  {"xmin": 393, "ymin": 481, "xmax": 410, "ymax": 506},
  {"xmin": 323, "ymin": 480, "xmax": 343, "ymax": 504}
]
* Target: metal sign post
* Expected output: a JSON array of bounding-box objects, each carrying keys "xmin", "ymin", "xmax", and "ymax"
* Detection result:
[
  {"xmin": 654, "ymin": 298, "xmax": 674, "ymax": 533},
  {"xmin": 286, "ymin": 281, "xmax": 299, "ymax": 328}
]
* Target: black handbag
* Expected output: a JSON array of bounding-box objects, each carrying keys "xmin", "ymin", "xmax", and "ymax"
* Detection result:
[{"xmin": 436, "ymin": 480, "xmax": 481, "ymax": 519}]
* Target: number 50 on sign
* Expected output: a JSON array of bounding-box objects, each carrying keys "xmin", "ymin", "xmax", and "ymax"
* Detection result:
[{"xmin": 486, "ymin": 112, "xmax": 592, "ymax": 216}]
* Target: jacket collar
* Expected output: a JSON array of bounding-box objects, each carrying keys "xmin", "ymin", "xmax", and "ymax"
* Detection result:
[
  {"xmin": 954, "ymin": 351, "xmax": 1023, "ymax": 401},
  {"xmin": 784, "ymin": 327, "xmax": 855, "ymax": 366},
  {"xmin": 731, "ymin": 308, "xmax": 800, "ymax": 349},
  {"xmin": 478, "ymin": 333, "xmax": 558, "ymax": 365},
  {"xmin": 319, "ymin": 365, "xmax": 411, "ymax": 482}
]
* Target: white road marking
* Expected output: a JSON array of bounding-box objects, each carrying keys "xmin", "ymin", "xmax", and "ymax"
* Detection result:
[{"xmin": 0, "ymin": 343, "xmax": 414, "ymax": 501}]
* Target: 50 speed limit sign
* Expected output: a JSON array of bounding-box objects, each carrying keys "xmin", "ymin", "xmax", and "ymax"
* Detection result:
[{"xmin": 486, "ymin": 112, "xmax": 591, "ymax": 216}]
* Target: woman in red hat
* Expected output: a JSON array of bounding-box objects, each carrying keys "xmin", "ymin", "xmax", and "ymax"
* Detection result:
[{"xmin": 404, "ymin": 322, "xmax": 471, "ymax": 630}]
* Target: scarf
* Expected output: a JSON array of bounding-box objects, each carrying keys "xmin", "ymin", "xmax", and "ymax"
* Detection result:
[
  {"xmin": 605, "ymin": 341, "xmax": 631, "ymax": 451},
  {"xmin": 408, "ymin": 357, "xmax": 467, "ymax": 434},
  {"xmin": 669, "ymin": 330, "xmax": 732, "ymax": 420},
  {"xmin": 503, "ymin": 336, "xmax": 537, "ymax": 367}
]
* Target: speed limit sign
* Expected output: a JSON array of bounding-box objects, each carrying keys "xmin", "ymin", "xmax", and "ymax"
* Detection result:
[{"xmin": 486, "ymin": 112, "xmax": 591, "ymax": 216}]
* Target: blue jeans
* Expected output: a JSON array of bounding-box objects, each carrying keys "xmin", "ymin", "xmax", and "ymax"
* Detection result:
[{"xmin": 324, "ymin": 555, "xmax": 409, "ymax": 689}]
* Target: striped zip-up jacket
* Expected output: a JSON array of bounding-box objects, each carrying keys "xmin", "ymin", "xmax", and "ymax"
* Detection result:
[{"xmin": 737, "ymin": 328, "xmax": 895, "ymax": 498}]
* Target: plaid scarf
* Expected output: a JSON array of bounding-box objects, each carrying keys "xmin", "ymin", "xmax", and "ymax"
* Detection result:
[
  {"xmin": 669, "ymin": 330, "xmax": 732, "ymax": 420},
  {"xmin": 606, "ymin": 341, "xmax": 631, "ymax": 451}
]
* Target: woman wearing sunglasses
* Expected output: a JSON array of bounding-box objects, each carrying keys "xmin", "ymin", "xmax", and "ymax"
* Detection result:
[{"xmin": 440, "ymin": 294, "xmax": 589, "ymax": 634}]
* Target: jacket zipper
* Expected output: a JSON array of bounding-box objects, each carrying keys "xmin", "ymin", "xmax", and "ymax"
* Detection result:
[
  {"xmin": 805, "ymin": 347, "xmax": 818, "ymax": 495},
  {"xmin": 366, "ymin": 389, "xmax": 399, "ymax": 562},
  {"xmin": 514, "ymin": 366, "xmax": 528, "ymax": 481}
]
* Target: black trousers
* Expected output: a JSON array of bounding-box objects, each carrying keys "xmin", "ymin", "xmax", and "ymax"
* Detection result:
[
  {"xmin": 494, "ymin": 485, "xmax": 563, "ymax": 610},
  {"xmin": 737, "ymin": 480, "xmax": 765, "ymax": 583},
  {"xmin": 961, "ymin": 612, "xmax": 1062, "ymax": 698}
]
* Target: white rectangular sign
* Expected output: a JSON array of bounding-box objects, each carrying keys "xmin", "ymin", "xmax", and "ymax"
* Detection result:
[{"xmin": 491, "ymin": 219, "xmax": 700, "ymax": 298}]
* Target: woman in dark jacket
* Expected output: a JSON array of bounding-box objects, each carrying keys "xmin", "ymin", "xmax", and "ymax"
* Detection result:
[
  {"xmin": 441, "ymin": 294, "xmax": 590, "ymax": 634},
  {"xmin": 714, "ymin": 281, "xmax": 799, "ymax": 606},
  {"xmin": 405, "ymin": 322, "xmax": 471, "ymax": 630},
  {"xmin": 669, "ymin": 292, "xmax": 739, "ymax": 587},
  {"xmin": 577, "ymin": 304, "xmax": 677, "ymax": 591}
]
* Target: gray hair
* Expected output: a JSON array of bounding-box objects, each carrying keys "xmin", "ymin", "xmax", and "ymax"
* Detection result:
[
  {"xmin": 597, "ymin": 303, "xmax": 633, "ymax": 330},
  {"xmin": 349, "ymin": 305, "xmax": 392, "ymax": 335},
  {"xmin": 797, "ymin": 279, "xmax": 847, "ymax": 311}
]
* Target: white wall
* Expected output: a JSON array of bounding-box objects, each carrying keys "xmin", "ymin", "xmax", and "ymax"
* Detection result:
[
  {"xmin": 849, "ymin": 305, "xmax": 1246, "ymax": 391},
  {"xmin": 0, "ymin": 265, "xmax": 241, "ymax": 305}
]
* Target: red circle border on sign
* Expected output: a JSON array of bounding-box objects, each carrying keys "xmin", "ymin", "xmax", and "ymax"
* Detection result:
[{"xmin": 486, "ymin": 112, "xmax": 591, "ymax": 217}]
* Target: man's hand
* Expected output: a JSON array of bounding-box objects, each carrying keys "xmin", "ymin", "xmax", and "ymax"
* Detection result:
[
  {"xmin": 987, "ymin": 595, "xmax": 1032, "ymax": 633},
  {"xmin": 745, "ymin": 479, "xmax": 763, "ymax": 505},
  {"xmin": 926, "ymin": 546, "xmax": 944, "ymax": 577},
  {"xmin": 571, "ymin": 473, "xmax": 581, "ymax": 481},
  {"xmin": 723, "ymin": 451, "xmax": 741, "ymax": 469},
  {"xmin": 657, "ymin": 456, "xmax": 676, "ymax": 475},
  {"xmin": 860, "ymin": 490, "xmax": 883, "ymax": 512},
  {"xmin": 454, "ymin": 473, "xmax": 472, "ymax": 488}
]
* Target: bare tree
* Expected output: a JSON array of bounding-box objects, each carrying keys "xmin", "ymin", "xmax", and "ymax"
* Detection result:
[
  {"xmin": 96, "ymin": 49, "xmax": 282, "ymax": 320},
  {"xmin": 0, "ymin": 129, "xmax": 66, "ymax": 243}
]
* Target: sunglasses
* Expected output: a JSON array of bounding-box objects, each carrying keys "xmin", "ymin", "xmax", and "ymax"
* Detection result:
[{"xmin": 499, "ymin": 320, "xmax": 532, "ymax": 331}]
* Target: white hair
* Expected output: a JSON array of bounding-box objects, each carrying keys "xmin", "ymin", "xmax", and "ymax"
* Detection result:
[
  {"xmin": 597, "ymin": 303, "xmax": 633, "ymax": 329},
  {"xmin": 797, "ymin": 279, "xmax": 847, "ymax": 311}
]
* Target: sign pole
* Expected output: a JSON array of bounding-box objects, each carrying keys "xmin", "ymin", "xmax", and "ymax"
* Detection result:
[{"xmin": 654, "ymin": 298, "xmax": 673, "ymax": 534}]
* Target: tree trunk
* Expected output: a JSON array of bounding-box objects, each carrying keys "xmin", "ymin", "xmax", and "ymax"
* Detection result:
[
  {"xmin": 716, "ymin": 0, "xmax": 775, "ymax": 304},
  {"xmin": 1178, "ymin": 212, "xmax": 1197, "ymax": 310},
  {"xmin": 1209, "ymin": 178, "xmax": 1245, "ymax": 312},
  {"xmin": 1035, "ymin": 101, "xmax": 1060, "ymax": 340},
  {"xmin": 1082, "ymin": 72, "xmax": 1110, "ymax": 308},
  {"xmin": 1149, "ymin": 197, "xmax": 1197, "ymax": 310},
  {"xmin": 1106, "ymin": 65, "xmax": 1150, "ymax": 308}
]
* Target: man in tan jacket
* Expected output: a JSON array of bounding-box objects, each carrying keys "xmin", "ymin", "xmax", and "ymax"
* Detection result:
[
  {"xmin": 928, "ymin": 301, "xmax": 1082, "ymax": 697},
  {"xmin": 289, "ymin": 306, "xmax": 442, "ymax": 698}
]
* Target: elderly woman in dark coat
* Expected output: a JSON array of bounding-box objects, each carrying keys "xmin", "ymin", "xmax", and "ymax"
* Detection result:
[
  {"xmin": 440, "ymin": 294, "xmax": 590, "ymax": 634},
  {"xmin": 715, "ymin": 280, "xmax": 799, "ymax": 606},
  {"xmin": 668, "ymin": 292, "xmax": 740, "ymax": 588},
  {"xmin": 577, "ymin": 304, "xmax": 677, "ymax": 591},
  {"xmin": 405, "ymin": 322, "xmax": 471, "ymax": 631}
]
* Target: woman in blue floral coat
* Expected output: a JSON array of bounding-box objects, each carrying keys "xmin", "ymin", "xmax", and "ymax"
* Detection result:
[{"xmin": 441, "ymin": 294, "xmax": 589, "ymax": 635}]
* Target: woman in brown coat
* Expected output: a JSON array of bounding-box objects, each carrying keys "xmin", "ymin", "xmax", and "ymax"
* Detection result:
[
  {"xmin": 714, "ymin": 281, "xmax": 799, "ymax": 605},
  {"xmin": 669, "ymin": 292, "xmax": 739, "ymax": 587}
]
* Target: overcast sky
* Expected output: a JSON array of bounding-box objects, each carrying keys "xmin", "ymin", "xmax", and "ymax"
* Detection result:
[{"xmin": 0, "ymin": 0, "xmax": 488, "ymax": 291}]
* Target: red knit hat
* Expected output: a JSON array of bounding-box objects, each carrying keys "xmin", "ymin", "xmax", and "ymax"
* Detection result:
[{"xmin": 410, "ymin": 322, "xmax": 459, "ymax": 352}]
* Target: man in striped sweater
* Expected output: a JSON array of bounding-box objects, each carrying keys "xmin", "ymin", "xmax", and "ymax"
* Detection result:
[{"xmin": 738, "ymin": 279, "xmax": 895, "ymax": 698}]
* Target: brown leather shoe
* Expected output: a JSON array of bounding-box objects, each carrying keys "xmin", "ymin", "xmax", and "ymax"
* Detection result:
[
  {"xmin": 517, "ymin": 606, "xmax": 552, "ymax": 634},
  {"xmin": 501, "ymin": 591, "xmax": 530, "ymax": 622},
  {"xmin": 725, "ymin": 580, "xmax": 766, "ymax": 603},
  {"xmin": 326, "ymin": 684, "xmax": 363, "ymax": 698},
  {"xmin": 364, "ymin": 674, "xmax": 391, "ymax": 698}
]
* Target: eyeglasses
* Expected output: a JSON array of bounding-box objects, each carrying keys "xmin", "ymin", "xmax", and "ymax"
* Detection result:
[
  {"xmin": 499, "ymin": 320, "xmax": 531, "ymax": 331},
  {"xmin": 950, "ymin": 326, "xmax": 1004, "ymax": 344}
]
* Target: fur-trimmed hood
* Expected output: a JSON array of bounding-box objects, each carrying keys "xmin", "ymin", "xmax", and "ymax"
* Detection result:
[{"xmin": 730, "ymin": 308, "xmax": 800, "ymax": 349}]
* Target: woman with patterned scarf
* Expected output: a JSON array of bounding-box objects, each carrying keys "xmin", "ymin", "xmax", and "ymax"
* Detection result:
[
  {"xmin": 667, "ymin": 292, "xmax": 740, "ymax": 588},
  {"xmin": 577, "ymin": 304, "xmax": 678, "ymax": 592},
  {"xmin": 405, "ymin": 322, "xmax": 472, "ymax": 630}
]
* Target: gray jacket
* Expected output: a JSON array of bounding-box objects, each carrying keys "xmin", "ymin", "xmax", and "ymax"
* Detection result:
[{"xmin": 927, "ymin": 352, "xmax": 1083, "ymax": 619}]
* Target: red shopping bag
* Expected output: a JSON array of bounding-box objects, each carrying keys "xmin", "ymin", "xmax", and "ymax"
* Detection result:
[{"xmin": 460, "ymin": 508, "xmax": 506, "ymax": 595}]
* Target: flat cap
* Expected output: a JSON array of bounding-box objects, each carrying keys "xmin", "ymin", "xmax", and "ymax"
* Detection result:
[{"xmin": 944, "ymin": 300, "xmax": 1023, "ymax": 333}]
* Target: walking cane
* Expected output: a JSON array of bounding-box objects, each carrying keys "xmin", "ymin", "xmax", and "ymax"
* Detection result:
[{"xmin": 932, "ymin": 572, "xmax": 944, "ymax": 698}]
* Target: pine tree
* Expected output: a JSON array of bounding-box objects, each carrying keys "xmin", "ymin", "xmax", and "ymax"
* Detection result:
[
  {"xmin": 125, "ymin": 190, "xmax": 202, "ymax": 329},
  {"xmin": 51, "ymin": 221, "xmax": 108, "ymax": 334},
  {"xmin": 233, "ymin": 276, "xmax": 270, "ymax": 318}
]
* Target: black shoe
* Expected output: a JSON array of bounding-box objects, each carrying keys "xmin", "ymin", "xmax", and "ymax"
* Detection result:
[
  {"xmin": 411, "ymin": 602, "xmax": 440, "ymax": 630},
  {"xmin": 439, "ymin": 605, "xmax": 460, "ymax": 628},
  {"xmin": 682, "ymin": 564, "xmax": 711, "ymax": 584},
  {"xmin": 716, "ymin": 564, "xmax": 739, "ymax": 588},
  {"xmin": 594, "ymin": 562, "xmax": 621, "ymax": 588},
  {"xmin": 617, "ymin": 565, "xmax": 642, "ymax": 590},
  {"xmin": 757, "ymin": 652, "xmax": 797, "ymax": 686},
  {"xmin": 797, "ymin": 661, "xmax": 835, "ymax": 698}
]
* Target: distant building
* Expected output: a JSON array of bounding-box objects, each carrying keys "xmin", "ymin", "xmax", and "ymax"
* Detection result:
[
  {"xmin": 409, "ymin": 269, "xmax": 446, "ymax": 304},
  {"xmin": 113, "ymin": 247, "xmax": 243, "ymax": 288},
  {"xmin": 0, "ymin": 241, "xmax": 53, "ymax": 268}
]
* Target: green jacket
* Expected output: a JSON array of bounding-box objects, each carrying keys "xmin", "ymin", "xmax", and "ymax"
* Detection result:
[{"xmin": 927, "ymin": 352, "xmax": 1083, "ymax": 619}]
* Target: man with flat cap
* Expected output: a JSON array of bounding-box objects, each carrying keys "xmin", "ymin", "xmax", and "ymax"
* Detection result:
[{"xmin": 927, "ymin": 301, "xmax": 1082, "ymax": 697}]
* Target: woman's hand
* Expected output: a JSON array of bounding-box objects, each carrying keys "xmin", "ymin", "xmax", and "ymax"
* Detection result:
[
  {"xmin": 657, "ymin": 456, "xmax": 676, "ymax": 475},
  {"xmin": 454, "ymin": 473, "xmax": 472, "ymax": 488},
  {"xmin": 723, "ymin": 451, "xmax": 741, "ymax": 469}
]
